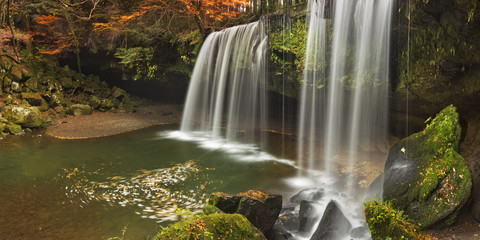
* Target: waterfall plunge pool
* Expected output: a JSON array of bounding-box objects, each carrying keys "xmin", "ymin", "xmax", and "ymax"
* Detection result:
[
  {"xmin": 0, "ymin": 125, "xmax": 388, "ymax": 239},
  {"xmin": 0, "ymin": 125, "xmax": 303, "ymax": 239}
]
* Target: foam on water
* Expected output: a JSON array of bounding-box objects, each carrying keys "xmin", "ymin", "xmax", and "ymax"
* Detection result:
[{"xmin": 162, "ymin": 131, "xmax": 295, "ymax": 166}]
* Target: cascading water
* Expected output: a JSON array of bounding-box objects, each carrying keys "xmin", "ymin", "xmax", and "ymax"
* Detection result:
[
  {"xmin": 295, "ymin": 0, "xmax": 393, "ymax": 238},
  {"xmin": 180, "ymin": 20, "xmax": 268, "ymax": 144},
  {"xmin": 169, "ymin": 20, "xmax": 290, "ymax": 164}
]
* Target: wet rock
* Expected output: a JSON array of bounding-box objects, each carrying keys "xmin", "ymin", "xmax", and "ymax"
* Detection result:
[
  {"xmin": 205, "ymin": 190, "xmax": 282, "ymax": 234},
  {"xmin": 3, "ymin": 106, "xmax": 44, "ymax": 128},
  {"xmin": 70, "ymin": 104, "xmax": 92, "ymax": 116},
  {"xmin": 267, "ymin": 224, "xmax": 295, "ymax": 240},
  {"xmin": 290, "ymin": 188, "xmax": 324, "ymax": 203},
  {"xmin": 298, "ymin": 200, "xmax": 318, "ymax": 232},
  {"xmin": 383, "ymin": 106, "xmax": 472, "ymax": 227},
  {"xmin": 310, "ymin": 200, "xmax": 352, "ymax": 240},
  {"xmin": 275, "ymin": 209, "xmax": 299, "ymax": 232},
  {"xmin": 350, "ymin": 225, "xmax": 369, "ymax": 239},
  {"xmin": 367, "ymin": 173, "xmax": 384, "ymax": 198},
  {"xmin": 206, "ymin": 193, "xmax": 242, "ymax": 213}
]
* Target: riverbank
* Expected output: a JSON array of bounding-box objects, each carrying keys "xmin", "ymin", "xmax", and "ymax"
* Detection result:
[{"xmin": 45, "ymin": 103, "xmax": 182, "ymax": 139}]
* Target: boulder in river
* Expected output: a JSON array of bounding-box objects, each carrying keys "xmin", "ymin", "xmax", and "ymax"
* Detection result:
[
  {"xmin": 204, "ymin": 190, "xmax": 282, "ymax": 234},
  {"xmin": 383, "ymin": 105, "xmax": 472, "ymax": 227},
  {"xmin": 310, "ymin": 200, "xmax": 352, "ymax": 240},
  {"xmin": 290, "ymin": 188, "xmax": 324, "ymax": 204}
]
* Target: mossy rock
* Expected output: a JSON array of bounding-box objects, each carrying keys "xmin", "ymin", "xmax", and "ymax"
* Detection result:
[
  {"xmin": 5, "ymin": 123, "xmax": 22, "ymax": 135},
  {"xmin": 383, "ymin": 105, "xmax": 472, "ymax": 227},
  {"xmin": 70, "ymin": 104, "xmax": 92, "ymax": 116},
  {"xmin": 204, "ymin": 190, "xmax": 282, "ymax": 234},
  {"xmin": 3, "ymin": 106, "xmax": 45, "ymax": 128},
  {"xmin": 364, "ymin": 200, "xmax": 427, "ymax": 240},
  {"xmin": 153, "ymin": 213, "xmax": 266, "ymax": 240}
]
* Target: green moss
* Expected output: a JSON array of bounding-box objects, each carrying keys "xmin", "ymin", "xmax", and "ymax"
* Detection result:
[
  {"xmin": 6, "ymin": 123, "xmax": 22, "ymax": 135},
  {"xmin": 203, "ymin": 204, "xmax": 223, "ymax": 215},
  {"xmin": 153, "ymin": 213, "xmax": 265, "ymax": 240},
  {"xmin": 364, "ymin": 200, "xmax": 425, "ymax": 240}
]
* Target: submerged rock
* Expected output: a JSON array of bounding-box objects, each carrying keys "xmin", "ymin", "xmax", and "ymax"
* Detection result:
[
  {"xmin": 205, "ymin": 190, "xmax": 282, "ymax": 234},
  {"xmin": 3, "ymin": 106, "xmax": 44, "ymax": 128},
  {"xmin": 154, "ymin": 213, "xmax": 266, "ymax": 240},
  {"xmin": 298, "ymin": 200, "xmax": 318, "ymax": 233},
  {"xmin": 383, "ymin": 105, "xmax": 472, "ymax": 227},
  {"xmin": 290, "ymin": 188, "xmax": 324, "ymax": 203},
  {"xmin": 310, "ymin": 200, "xmax": 352, "ymax": 240}
]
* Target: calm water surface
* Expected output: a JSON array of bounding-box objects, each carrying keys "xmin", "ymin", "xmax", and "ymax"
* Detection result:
[{"xmin": 0, "ymin": 126, "xmax": 298, "ymax": 239}]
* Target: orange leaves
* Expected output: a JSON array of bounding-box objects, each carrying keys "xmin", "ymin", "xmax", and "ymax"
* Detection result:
[{"xmin": 35, "ymin": 15, "xmax": 61, "ymax": 26}]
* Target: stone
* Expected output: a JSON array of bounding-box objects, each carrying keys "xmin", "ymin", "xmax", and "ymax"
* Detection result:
[
  {"xmin": 383, "ymin": 105, "xmax": 472, "ymax": 228},
  {"xmin": 205, "ymin": 190, "xmax": 282, "ymax": 234},
  {"xmin": 24, "ymin": 77, "xmax": 38, "ymax": 91},
  {"xmin": 70, "ymin": 104, "xmax": 92, "ymax": 116},
  {"xmin": 459, "ymin": 111, "xmax": 480, "ymax": 223},
  {"xmin": 21, "ymin": 92, "xmax": 49, "ymax": 111},
  {"xmin": 89, "ymin": 96, "xmax": 101, "ymax": 110},
  {"xmin": 367, "ymin": 173, "xmax": 384, "ymax": 198},
  {"xmin": 3, "ymin": 106, "xmax": 44, "ymax": 128},
  {"xmin": 60, "ymin": 77, "xmax": 74, "ymax": 89},
  {"xmin": 298, "ymin": 200, "xmax": 318, "ymax": 232},
  {"xmin": 350, "ymin": 226, "xmax": 369, "ymax": 239},
  {"xmin": 310, "ymin": 200, "xmax": 352, "ymax": 240},
  {"xmin": 6, "ymin": 123, "xmax": 23, "ymax": 135},
  {"xmin": 155, "ymin": 213, "xmax": 266, "ymax": 240},
  {"xmin": 112, "ymin": 87, "xmax": 127, "ymax": 100},
  {"xmin": 100, "ymin": 99, "xmax": 114, "ymax": 111},
  {"xmin": 290, "ymin": 188, "xmax": 324, "ymax": 203},
  {"xmin": 10, "ymin": 82, "xmax": 20, "ymax": 93},
  {"xmin": 43, "ymin": 92, "xmax": 65, "ymax": 108}
]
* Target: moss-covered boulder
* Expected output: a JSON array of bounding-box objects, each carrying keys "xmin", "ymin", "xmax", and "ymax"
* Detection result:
[
  {"xmin": 3, "ymin": 106, "xmax": 44, "ymax": 128},
  {"xmin": 383, "ymin": 105, "xmax": 472, "ymax": 227},
  {"xmin": 204, "ymin": 190, "xmax": 282, "ymax": 234},
  {"xmin": 364, "ymin": 200, "xmax": 427, "ymax": 240},
  {"xmin": 153, "ymin": 213, "xmax": 266, "ymax": 240}
]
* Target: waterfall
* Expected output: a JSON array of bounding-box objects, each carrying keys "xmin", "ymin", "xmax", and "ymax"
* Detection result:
[
  {"xmin": 298, "ymin": 0, "xmax": 393, "ymax": 186},
  {"xmin": 296, "ymin": 0, "xmax": 393, "ymax": 238},
  {"xmin": 180, "ymin": 21, "xmax": 268, "ymax": 144}
]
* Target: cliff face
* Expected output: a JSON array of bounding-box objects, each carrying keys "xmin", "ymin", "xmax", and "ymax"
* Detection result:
[{"xmin": 392, "ymin": 0, "xmax": 480, "ymax": 115}]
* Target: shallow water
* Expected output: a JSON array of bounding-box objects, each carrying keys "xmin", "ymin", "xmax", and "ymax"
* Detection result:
[{"xmin": 0, "ymin": 126, "xmax": 299, "ymax": 239}]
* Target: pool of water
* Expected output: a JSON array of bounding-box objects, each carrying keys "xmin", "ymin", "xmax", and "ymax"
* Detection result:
[{"xmin": 0, "ymin": 126, "xmax": 299, "ymax": 239}]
